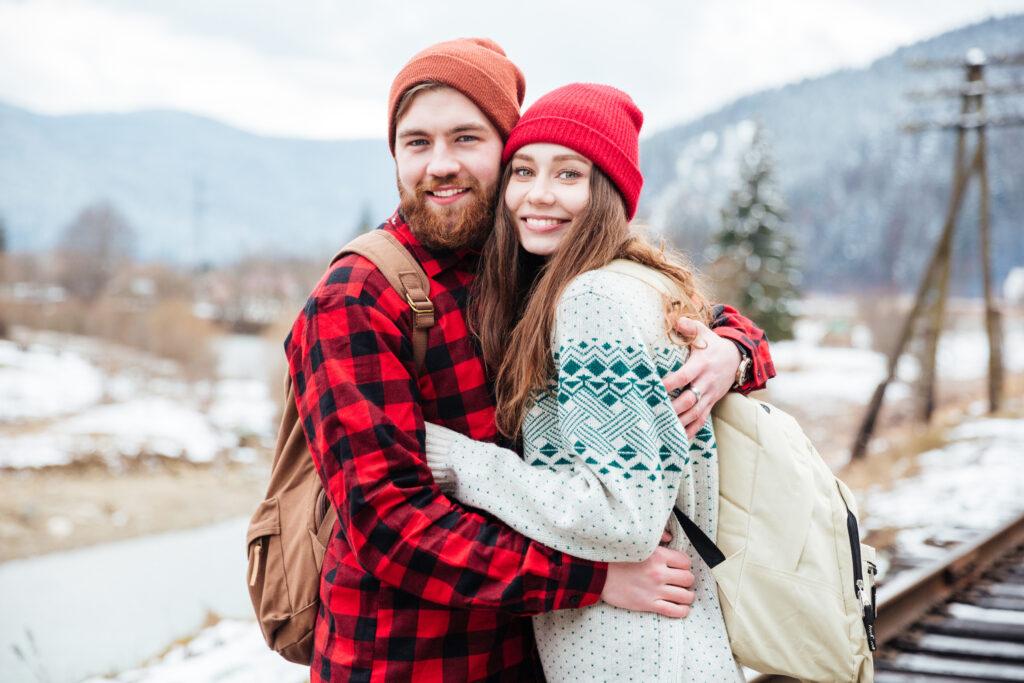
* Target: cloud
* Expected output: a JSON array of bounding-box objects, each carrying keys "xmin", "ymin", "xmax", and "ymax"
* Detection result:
[
  {"xmin": 0, "ymin": 0, "xmax": 390, "ymax": 137},
  {"xmin": 1, "ymin": 0, "xmax": 1022, "ymax": 139}
]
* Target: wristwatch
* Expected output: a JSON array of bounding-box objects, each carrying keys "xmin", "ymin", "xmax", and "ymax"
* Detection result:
[{"xmin": 732, "ymin": 344, "xmax": 752, "ymax": 389}]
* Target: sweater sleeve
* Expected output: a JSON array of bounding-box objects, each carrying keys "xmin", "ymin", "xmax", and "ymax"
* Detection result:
[{"xmin": 424, "ymin": 286, "xmax": 692, "ymax": 563}]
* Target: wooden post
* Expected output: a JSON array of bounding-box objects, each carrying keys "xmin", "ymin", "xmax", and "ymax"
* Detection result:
[
  {"xmin": 850, "ymin": 142, "xmax": 981, "ymax": 459},
  {"xmin": 854, "ymin": 49, "xmax": 1024, "ymax": 459},
  {"xmin": 919, "ymin": 57, "xmax": 984, "ymax": 422},
  {"xmin": 977, "ymin": 111, "xmax": 1004, "ymax": 412}
]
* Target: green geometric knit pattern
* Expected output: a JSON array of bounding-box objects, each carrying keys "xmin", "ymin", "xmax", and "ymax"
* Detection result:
[{"xmin": 524, "ymin": 338, "xmax": 715, "ymax": 484}]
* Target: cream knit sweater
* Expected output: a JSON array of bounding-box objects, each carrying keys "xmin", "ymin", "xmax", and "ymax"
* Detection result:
[{"xmin": 424, "ymin": 264, "xmax": 740, "ymax": 682}]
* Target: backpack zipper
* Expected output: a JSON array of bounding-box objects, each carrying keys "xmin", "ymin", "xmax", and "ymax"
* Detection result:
[
  {"xmin": 846, "ymin": 507, "xmax": 877, "ymax": 651},
  {"xmin": 249, "ymin": 540, "xmax": 262, "ymax": 587}
]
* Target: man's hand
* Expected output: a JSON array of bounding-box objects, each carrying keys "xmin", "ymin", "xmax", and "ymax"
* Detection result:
[
  {"xmin": 601, "ymin": 546, "xmax": 695, "ymax": 618},
  {"xmin": 663, "ymin": 317, "xmax": 742, "ymax": 440}
]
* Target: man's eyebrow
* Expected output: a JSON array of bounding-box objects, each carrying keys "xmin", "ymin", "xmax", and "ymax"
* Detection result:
[
  {"xmin": 396, "ymin": 123, "xmax": 489, "ymax": 140},
  {"xmin": 448, "ymin": 123, "xmax": 489, "ymax": 135},
  {"xmin": 396, "ymin": 128, "xmax": 429, "ymax": 139}
]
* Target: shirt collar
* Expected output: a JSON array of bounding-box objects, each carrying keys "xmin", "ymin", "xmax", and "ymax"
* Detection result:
[{"xmin": 385, "ymin": 209, "xmax": 480, "ymax": 278}]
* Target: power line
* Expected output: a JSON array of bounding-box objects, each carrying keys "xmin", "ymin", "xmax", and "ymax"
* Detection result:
[{"xmin": 851, "ymin": 47, "xmax": 1022, "ymax": 460}]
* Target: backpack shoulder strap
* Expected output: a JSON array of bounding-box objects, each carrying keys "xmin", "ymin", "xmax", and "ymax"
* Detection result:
[
  {"xmin": 331, "ymin": 230, "xmax": 435, "ymax": 370},
  {"xmin": 603, "ymin": 259, "xmax": 679, "ymax": 299}
]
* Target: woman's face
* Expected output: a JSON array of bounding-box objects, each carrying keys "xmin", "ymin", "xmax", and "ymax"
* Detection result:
[{"xmin": 504, "ymin": 143, "xmax": 592, "ymax": 256}]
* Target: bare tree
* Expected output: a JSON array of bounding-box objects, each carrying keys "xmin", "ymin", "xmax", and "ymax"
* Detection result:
[{"xmin": 57, "ymin": 200, "xmax": 138, "ymax": 302}]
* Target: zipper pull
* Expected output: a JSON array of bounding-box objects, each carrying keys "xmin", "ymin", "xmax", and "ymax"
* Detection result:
[
  {"xmin": 857, "ymin": 579, "xmax": 878, "ymax": 651},
  {"xmin": 856, "ymin": 579, "xmax": 871, "ymax": 608},
  {"xmin": 249, "ymin": 540, "xmax": 262, "ymax": 587}
]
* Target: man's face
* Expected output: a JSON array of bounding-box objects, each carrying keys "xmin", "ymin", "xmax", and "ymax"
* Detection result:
[{"xmin": 394, "ymin": 87, "xmax": 504, "ymax": 250}]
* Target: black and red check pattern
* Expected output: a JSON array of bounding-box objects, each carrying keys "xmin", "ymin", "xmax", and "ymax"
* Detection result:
[
  {"xmin": 285, "ymin": 211, "xmax": 775, "ymax": 682},
  {"xmin": 710, "ymin": 304, "xmax": 776, "ymax": 392}
]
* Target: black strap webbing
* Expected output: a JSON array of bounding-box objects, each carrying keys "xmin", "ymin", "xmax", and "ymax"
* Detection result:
[{"xmin": 672, "ymin": 507, "xmax": 725, "ymax": 568}]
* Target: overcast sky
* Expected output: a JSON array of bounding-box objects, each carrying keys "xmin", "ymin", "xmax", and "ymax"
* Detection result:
[{"xmin": 2, "ymin": 0, "xmax": 1023, "ymax": 140}]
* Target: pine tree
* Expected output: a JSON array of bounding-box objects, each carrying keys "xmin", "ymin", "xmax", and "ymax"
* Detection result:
[{"xmin": 711, "ymin": 123, "xmax": 800, "ymax": 341}]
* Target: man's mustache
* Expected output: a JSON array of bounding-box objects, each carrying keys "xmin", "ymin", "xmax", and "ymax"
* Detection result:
[{"xmin": 416, "ymin": 175, "xmax": 481, "ymax": 196}]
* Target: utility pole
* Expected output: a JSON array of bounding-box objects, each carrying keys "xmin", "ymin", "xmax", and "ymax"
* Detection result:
[{"xmin": 851, "ymin": 48, "xmax": 1024, "ymax": 460}]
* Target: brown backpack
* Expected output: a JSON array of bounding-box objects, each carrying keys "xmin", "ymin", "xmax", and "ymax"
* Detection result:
[{"xmin": 245, "ymin": 230, "xmax": 434, "ymax": 664}]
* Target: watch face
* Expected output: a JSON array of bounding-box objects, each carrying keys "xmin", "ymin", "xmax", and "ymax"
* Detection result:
[{"xmin": 737, "ymin": 357, "xmax": 751, "ymax": 385}]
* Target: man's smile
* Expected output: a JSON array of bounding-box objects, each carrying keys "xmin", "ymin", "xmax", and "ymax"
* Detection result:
[{"xmin": 427, "ymin": 186, "xmax": 470, "ymax": 205}]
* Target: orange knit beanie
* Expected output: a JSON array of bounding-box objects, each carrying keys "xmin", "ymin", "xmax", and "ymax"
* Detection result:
[{"xmin": 387, "ymin": 38, "xmax": 525, "ymax": 155}]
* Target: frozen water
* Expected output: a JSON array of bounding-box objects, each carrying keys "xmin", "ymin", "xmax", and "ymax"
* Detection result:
[{"xmin": 0, "ymin": 518, "xmax": 255, "ymax": 683}]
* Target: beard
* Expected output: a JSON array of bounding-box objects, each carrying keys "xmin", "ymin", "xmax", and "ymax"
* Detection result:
[{"xmin": 398, "ymin": 173, "xmax": 496, "ymax": 251}]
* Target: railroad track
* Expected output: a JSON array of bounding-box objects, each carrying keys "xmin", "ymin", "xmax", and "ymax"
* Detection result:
[{"xmin": 752, "ymin": 509, "xmax": 1024, "ymax": 682}]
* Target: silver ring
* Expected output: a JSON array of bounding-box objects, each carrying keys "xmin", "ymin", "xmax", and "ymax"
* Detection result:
[{"xmin": 688, "ymin": 386, "xmax": 702, "ymax": 403}]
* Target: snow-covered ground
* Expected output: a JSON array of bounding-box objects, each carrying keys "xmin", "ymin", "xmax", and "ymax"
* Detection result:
[
  {"xmin": 57, "ymin": 413, "xmax": 1024, "ymax": 683},
  {"xmin": 0, "ymin": 332, "xmax": 278, "ymax": 468},
  {"xmin": 83, "ymin": 620, "xmax": 306, "ymax": 683},
  {"xmin": 763, "ymin": 315, "xmax": 1024, "ymax": 411},
  {"xmin": 861, "ymin": 416, "xmax": 1024, "ymax": 574},
  {"xmin": 0, "ymin": 339, "xmax": 105, "ymax": 421}
]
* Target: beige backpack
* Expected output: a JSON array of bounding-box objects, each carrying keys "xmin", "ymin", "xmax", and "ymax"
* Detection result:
[
  {"xmin": 605, "ymin": 259, "xmax": 877, "ymax": 682},
  {"xmin": 245, "ymin": 230, "xmax": 434, "ymax": 664}
]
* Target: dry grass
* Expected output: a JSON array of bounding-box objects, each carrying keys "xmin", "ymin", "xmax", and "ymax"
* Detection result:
[
  {"xmin": 0, "ymin": 459, "xmax": 269, "ymax": 562},
  {"xmin": 4, "ymin": 295, "xmax": 217, "ymax": 378}
]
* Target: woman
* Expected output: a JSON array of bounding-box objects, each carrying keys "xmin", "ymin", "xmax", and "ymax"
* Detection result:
[{"xmin": 423, "ymin": 83, "xmax": 740, "ymax": 681}]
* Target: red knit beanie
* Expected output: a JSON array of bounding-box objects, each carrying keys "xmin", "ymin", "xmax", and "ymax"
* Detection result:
[
  {"xmin": 388, "ymin": 38, "xmax": 526, "ymax": 155},
  {"xmin": 503, "ymin": 83, "xmax": 644, "ymax": 219}
]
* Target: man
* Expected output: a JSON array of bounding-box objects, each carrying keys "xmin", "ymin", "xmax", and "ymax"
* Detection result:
[{"xmin": 286, "ymin": 38, "xmax": 775, "ymax": 681}]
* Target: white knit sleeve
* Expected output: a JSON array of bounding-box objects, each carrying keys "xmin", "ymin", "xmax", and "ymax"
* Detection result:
[{"xmin": 421, "ymin": 284, "xmax": 691, "ymax": 562}]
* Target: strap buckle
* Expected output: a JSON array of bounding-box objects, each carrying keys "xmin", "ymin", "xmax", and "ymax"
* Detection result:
[{"xmin": 405, "ymin": 292, "xmax": 433, "ymax": 314}]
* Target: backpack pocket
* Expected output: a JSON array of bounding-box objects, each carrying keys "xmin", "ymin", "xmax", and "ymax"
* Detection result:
[
  {"xmin": 246, "ymin": 498, "xmax": 291, "ymax": 643},
  {"xmin": 712, "ymin": 548, "xmax": 855, "ymax": 682}
]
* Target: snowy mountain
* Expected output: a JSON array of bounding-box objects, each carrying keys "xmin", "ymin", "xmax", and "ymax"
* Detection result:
[
  {"xmin": 639, "ymin": 15, "xmax": 1024, "ymax": 292},
  {"xmin": 0, "ymin": 104, "xmax": 397, "ymax": 262},
  {"xmin": 0, "ymin": 15, "xmax": 1021, "ymax": 289}
]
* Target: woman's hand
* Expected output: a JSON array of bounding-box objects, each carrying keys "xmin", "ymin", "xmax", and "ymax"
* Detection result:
[
  {"xmin": 663, "ymin": 317, "xmax": 741, "ymax": 440},
  {"xmin": 600, "ymin": 546, "xmax": 695, "ymax": 618}
]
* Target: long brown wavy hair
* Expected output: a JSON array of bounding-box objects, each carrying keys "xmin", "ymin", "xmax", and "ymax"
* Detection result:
[{"xmin": 471, "ymin": 164, "xmax": 713, "ymax": 438}]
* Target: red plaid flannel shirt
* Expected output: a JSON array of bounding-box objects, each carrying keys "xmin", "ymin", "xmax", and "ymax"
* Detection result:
[{"xmin": 285, "ymin": 212, "xmax": 775, "ymax": 682}]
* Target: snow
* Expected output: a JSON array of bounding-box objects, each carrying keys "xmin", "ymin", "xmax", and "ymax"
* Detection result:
[
  {"xmin": 1005, "ymin": 267, "xmax": 1024, "ymax": 304},
  {"xmin": 0, "ymin": 333, "xmax": 278, "ymax": 469},
  {"xmin": 0, "ymin": 398, "xmax": 233, "ymax": 467},
  {"xmin": 935, "ymin": 327, "xmax": 1024, "ymax": 380},
  {"xmin": 763, "ymin": 341, "xmax": 913, "ymax": 409},
  {"xmin": 0, "ymin": 339, "xmax": 104, "ymax": 421},
  {"xmin": 861, "ymin": 416, "xmax": 1024, "ymax": 573},
  {"xmin": 208, "ymin": 379, "xmax": 277, "ymax": 439},
  {"xmin": 83, "ymin": 620, "xmax": 307, "ymax": 683},
  {"xmin": 761, "ymin": 316, "xmax": 1024, "ymax": 411}
]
